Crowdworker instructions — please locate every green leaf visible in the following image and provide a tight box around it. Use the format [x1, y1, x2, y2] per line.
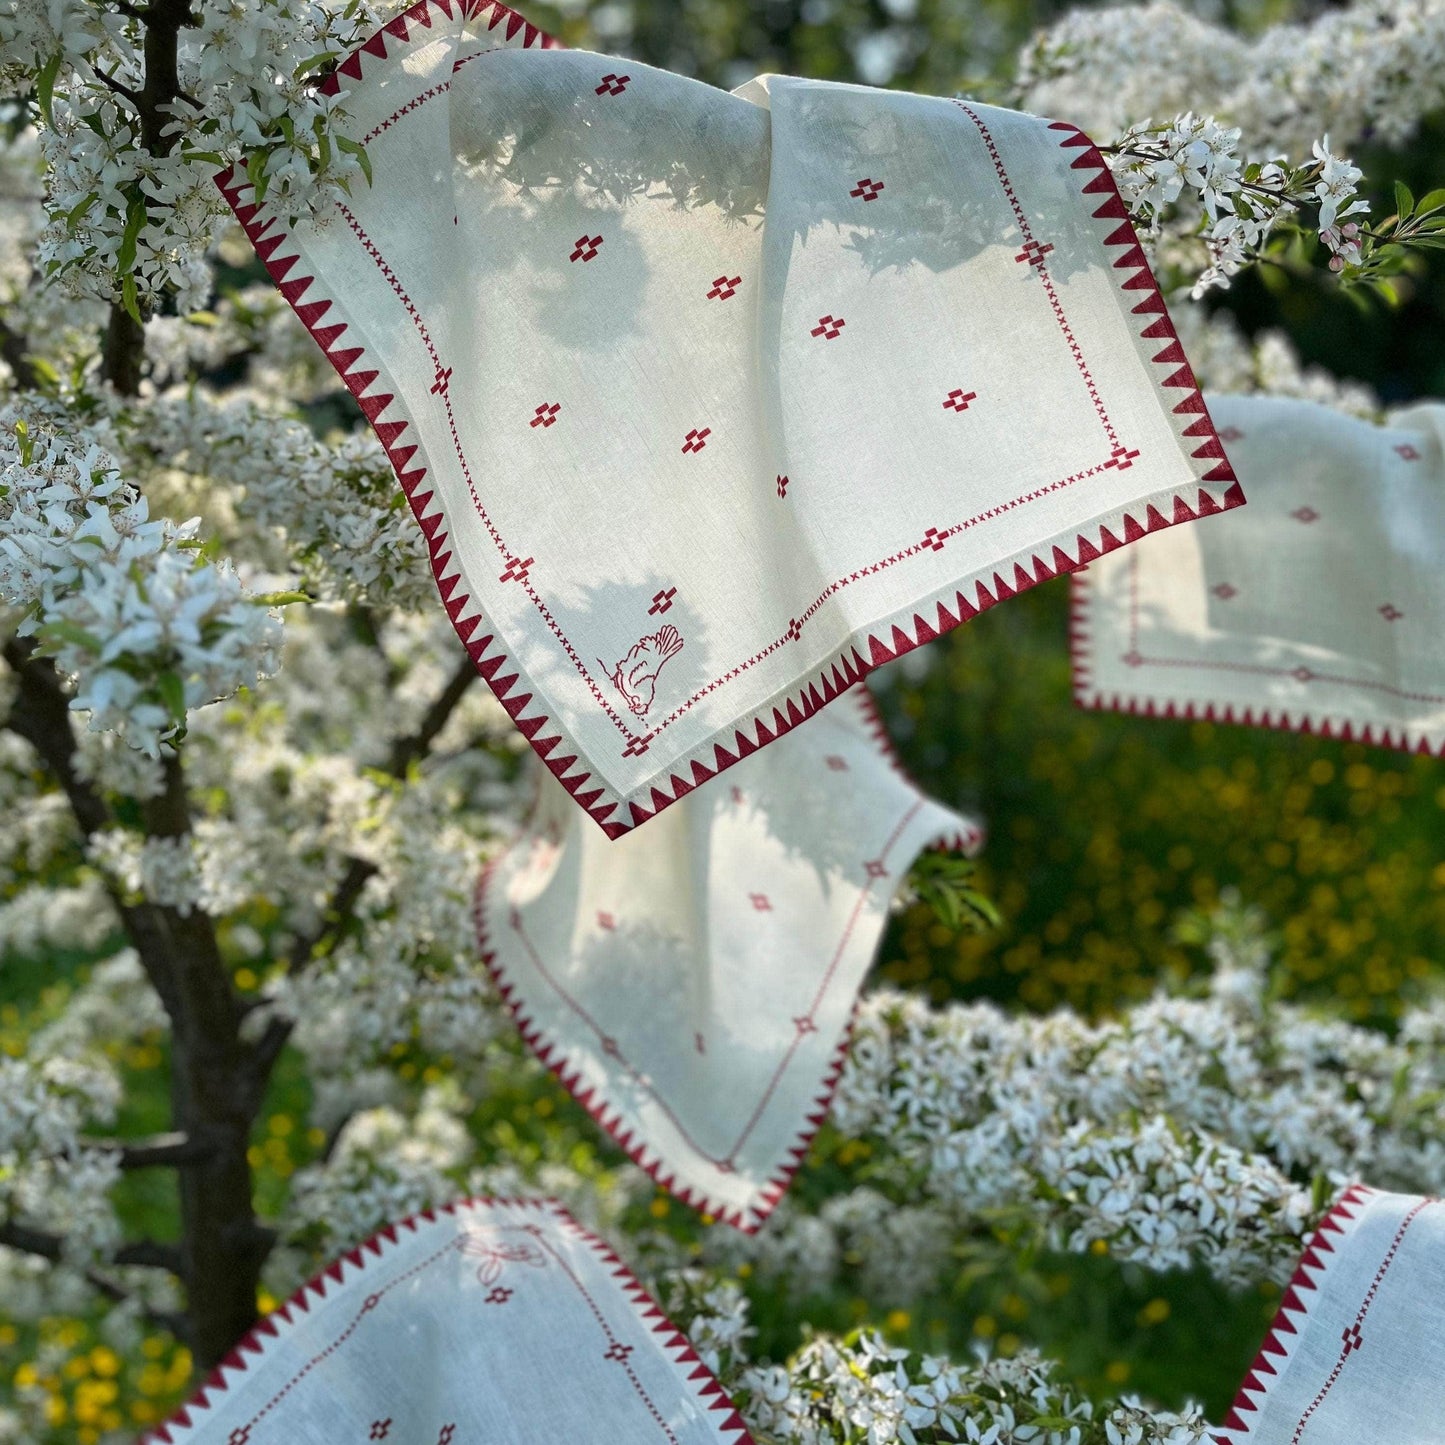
[1394, 180, 1415, 222]
[65, 190, 98, 228]
[1416, 188, 1445, 216]
[36, 619, 103, 653]
[121, 271, 143, 328]
[117, 189, 146, 273]
[250, 590, 312, 607]
[35, 51, 63, 131]
[157, 670, 187, 723]
[336, 134, 372, 186]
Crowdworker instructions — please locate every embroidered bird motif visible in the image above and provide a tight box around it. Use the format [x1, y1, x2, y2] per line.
[600, 625, 684, 718]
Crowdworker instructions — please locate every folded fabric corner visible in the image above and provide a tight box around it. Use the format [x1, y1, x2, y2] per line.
[1073, 393, 1445, 757]
[475, 685, 982, 1229]
[217, 0, 1240, 835]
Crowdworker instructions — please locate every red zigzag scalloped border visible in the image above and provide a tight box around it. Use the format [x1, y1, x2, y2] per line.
[215, 0, 1243, 839]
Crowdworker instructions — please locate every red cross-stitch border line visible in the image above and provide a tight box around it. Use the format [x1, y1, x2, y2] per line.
[1069, 546, 1445, 758]
[142, 1198, 754, 1444]
[215, 0, 1243, 838]
[1204, 1187, 1442, 1444]
[474, 688, 982, 1232]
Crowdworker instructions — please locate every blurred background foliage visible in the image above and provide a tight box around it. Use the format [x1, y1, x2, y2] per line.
[5, 0, 1444, 1438]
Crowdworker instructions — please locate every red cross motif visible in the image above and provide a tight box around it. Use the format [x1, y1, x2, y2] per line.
[1104, 443, 1141, 470]
[369, 1424, 391, 1442]
[499, 555, 534, 584]
[707, 274, 741, 300]
[825, 754, 848, 771]
[1291, 506, 1319, 523]
[750, 893, 772, 911]
[793, 1015, 818, 1035]
[810, 314, 845, 339]
[863, 859, 888, 879]
[508, 907, 522, 931]
[1395, 443, 1421, 461]
[1341, 1323, 1364, 1355]
[530, 402, 560, 428]
[601, 1036, 620, 1057]
[1015, 238, 1055, 269]
[1380, 603, 1404, 621]
[430, 366, 452, 396]
[604, 1342, 634, 1363]
[787, 618, 802, 642]
[731, 786, 744, 803]
[776, 474, 790, 498]
[1123, 650, 1144, 668]
[485, 1286, 513, 1304]
[682, 427, 710, 453]
[850, 177, 884, 201]
[1292, 666, 1315, 682]
[695, 1032, 706, 1053]
[597, 911, 615, 931]
[570, 234, 603, 262]
[362, 1293, 382, 1311]
[1218, 427, 1244, 442]
[922, 527, 946, 551]
[648, 587, 676, 615]
[1211, 583, 1238, 600]
[595, 73, 630, 95]
[942, 389, 976, 412]
[621, 734, 651, 758]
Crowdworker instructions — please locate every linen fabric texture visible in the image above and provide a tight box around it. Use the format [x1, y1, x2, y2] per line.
[475, 686, 982, 1230]
[1074, 395, 1445, 757]
[217, 0, 1242, 837]
[142, 1198, 753, 1444]
[1210, 1187, 1445, 1445]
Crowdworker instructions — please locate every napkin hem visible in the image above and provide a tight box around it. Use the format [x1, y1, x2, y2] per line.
[215, 5, 1246, 838]
[1068, 570, 1445, 759]
[1206, 1184, 1373, 1442]
[142, 1196, 754, 1444]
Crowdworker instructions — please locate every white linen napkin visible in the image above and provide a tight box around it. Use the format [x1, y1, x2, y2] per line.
[1210, 1187, 1445, 1445]
[218, 0, 1240, 836]
[144, 1198, 753, 1444]
[475, 685, 982, 1230]
[1073, 394, 1445, 757]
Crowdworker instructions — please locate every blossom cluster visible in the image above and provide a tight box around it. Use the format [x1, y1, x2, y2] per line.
[0, 404, 283, 754]
[0, 0, 390, 314]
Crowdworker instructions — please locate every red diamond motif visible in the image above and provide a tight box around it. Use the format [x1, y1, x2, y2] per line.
[648, 587, 676, 615]
[595, 73, 630, 95]
[681, 427, 710, 453]
[1293, 666, 1315, 682]
[706, 274, 741, 300]
[922, 527, 946, 552]
[1380, 604, 1404, 621]
[942, 388, 976, 412]
[437, 1428, 456, 1445]
[1291, 506, 1319, 523]
[621, 734, 651, 758]
[787, 618, 802, 642]
[369, 1425, 391, 1442]
[863, 859, 888, 879]
[1104, 443, 1141, 470]
[229, 1432, 251, 1445]
[485, 1286, 513, 1304]
[810, 314, 845, 340]
[1218, 427, 1244, 442]
[601, 1036, 620, 1057]
[793, 1014, 818, 1035]
[604, 1341, 634, 1362]
[1342, 1323, 1363, 1354]
[825, 755, 848, 771]
[850, 177, 884, 201]
[750, 893, 772, 911]
[776, 474, 790, 498]
[530, 401, 560, 428]
[499, 555, 534, 584]
[430, 365, 453, 396]
[1211, 583, 1238, 600]
[570, 234, 603, 263]
[1015, 238, 1055, 269]
[1122, 650, 1144, 667]
[1395, 443, 1421, 461]
[597, 911, 615, 931]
